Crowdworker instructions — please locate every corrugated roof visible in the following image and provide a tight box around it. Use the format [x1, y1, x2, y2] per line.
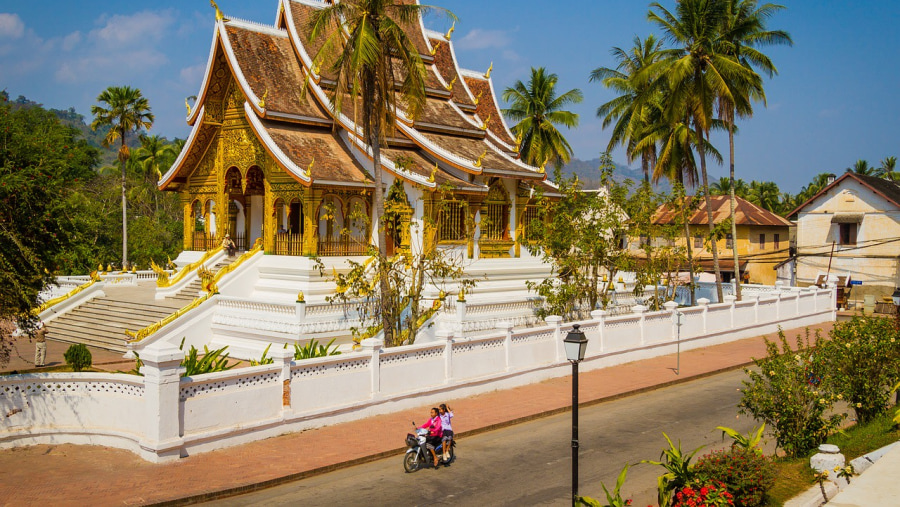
[654, 195, 792, 227]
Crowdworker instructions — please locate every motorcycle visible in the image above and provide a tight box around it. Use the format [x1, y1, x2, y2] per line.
[403, 425, 456, 472]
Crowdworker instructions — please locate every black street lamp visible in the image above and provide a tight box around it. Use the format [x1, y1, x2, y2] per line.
[564, 324, 588, 504]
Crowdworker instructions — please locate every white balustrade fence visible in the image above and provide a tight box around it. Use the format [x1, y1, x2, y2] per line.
[1, 287, 836, 462]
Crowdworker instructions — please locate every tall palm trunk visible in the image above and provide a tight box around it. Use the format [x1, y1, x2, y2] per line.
[120, 136, 128, 268]
[728, 111, 741, 300]
[367, 95, 393, 347]
[677, 166, 696, 307]
[695, 120, 723, 302]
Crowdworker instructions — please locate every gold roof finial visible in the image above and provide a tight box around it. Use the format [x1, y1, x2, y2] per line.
[257, 88, 268, 109]
[444, 21, 455, 41]
[538, 163, 546, 174]
[473, 90, 484, 105]
[479, 113, 491, 131]
[429, 163, 438, 183]
[474, 150, 487, 168]
[484, 62, 493, 79]
[210, 0, 226, 22]
[429, 40, 442, 56]
[305, 158, 314, 178]
[185, 97, 192, 116]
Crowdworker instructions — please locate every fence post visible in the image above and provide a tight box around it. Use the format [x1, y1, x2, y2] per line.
[456, 299, 467, 337]
[546, 315, 563, 363]
[590, 310, 607, 352]
[273, 346, 294, 417]
[139, 343, 185, 461]
[697, 298, 710, 334]
[774, 284, 783, 320]
[496, 321, 514, 371]
[724, 295, 737, 329]
[436, 329, 454, 384]
[633, 304, 648, 346]
[295, 300, 307, 322]
[360, 337, 383, 398]
[663, 301, 678, 341]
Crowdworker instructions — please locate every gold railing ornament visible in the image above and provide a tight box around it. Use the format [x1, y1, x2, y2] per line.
[90, 270, 101, 282]
[105, 264, 112, 273]
[157, 247, 222, 288]
[34, 278, 100, 314]
[473, 150, 487, 168]
[208, 238, 262, 289]
[150, 259, 170, 286]
[296, 291, 305, 303]
[457, 288, 466, 302]
[443, 21, 455, 41]
[126, 291, 214, 342]
[484, 62, 493, 79]
[439, 290, 446, 300]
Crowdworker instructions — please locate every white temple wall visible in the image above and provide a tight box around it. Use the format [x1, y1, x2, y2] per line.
[0, 286, 835, 462]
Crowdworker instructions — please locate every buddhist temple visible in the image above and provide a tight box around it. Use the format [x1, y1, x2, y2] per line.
[159, 0, 558, 262]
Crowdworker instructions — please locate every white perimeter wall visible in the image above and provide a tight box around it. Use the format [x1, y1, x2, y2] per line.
[1, 287, 835, 462]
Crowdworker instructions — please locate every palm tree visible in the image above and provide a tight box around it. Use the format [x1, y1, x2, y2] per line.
[91, 86, 154, 268]
[747, 180, 780, 212]
[718, 0, 791, 299]
[309, 0, 453, 346]
[135, 134, 169, 181]
[591, 35, 665, 183]
[502, 67, 583, 177]
[877, 156, 898, 181]
[648, 0, 758, 302]
[847, 159, 873, 175]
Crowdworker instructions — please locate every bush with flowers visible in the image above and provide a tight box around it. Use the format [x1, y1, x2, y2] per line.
[693, 446, 776, 507]
[738, 329, 844, 457]
[820, 315, 900, 424]
[671, 480, 733, 507]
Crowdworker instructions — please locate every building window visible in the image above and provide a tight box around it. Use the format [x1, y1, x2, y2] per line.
[726, 233, 733, 249]
[639, 235, 649, 248]
[774, 233, 780, 250]
[693, 236, 703, 249]
[521, 204, 542, 242]
[759, 233, 765, 249]
[839, 223, 857, 246]
[437, 200, 467, 242]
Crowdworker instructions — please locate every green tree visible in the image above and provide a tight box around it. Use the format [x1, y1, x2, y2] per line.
[718, 0, 791, 300]
[746, 180, 781, 212]
[591, 35, 665, 184]
[310, 0, 453, 346]
[648, 0, 759, 302]
[877, 156, 898, 181]
[90, 86, 154, 268]
[0, 96, 99, 364]
[502, 67, 583, 178]
[846, 159, 872, 175]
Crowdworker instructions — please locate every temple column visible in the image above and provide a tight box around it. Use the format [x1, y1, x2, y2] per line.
[181, 194, 192, 251]
[302, 188, 322, 256]
[514, 194, 528, 258]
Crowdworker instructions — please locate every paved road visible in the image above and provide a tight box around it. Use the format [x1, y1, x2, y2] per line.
[208, 369, 759, 506]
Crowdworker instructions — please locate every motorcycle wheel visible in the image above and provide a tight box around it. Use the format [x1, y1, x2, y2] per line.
[443, 443, 455, 464]
[403, 452, 419, 473]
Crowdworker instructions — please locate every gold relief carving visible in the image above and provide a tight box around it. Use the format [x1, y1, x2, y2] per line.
[226, 83, 244, 110]
[204, 100, 224, 123]
[190, 186, 218, 194]
[270, 183, 304, 192]
[222, 128, 262, 170]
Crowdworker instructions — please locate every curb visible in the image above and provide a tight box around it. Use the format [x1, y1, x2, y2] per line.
[148, 360, 754, 506]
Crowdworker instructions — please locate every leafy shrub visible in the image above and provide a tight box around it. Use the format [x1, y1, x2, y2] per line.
[694, 446, 776, 507]
[63, 344, 92, 372]
[820, 315, 900, 424]
[294, 338, 341, 360]
[642, 433, 704, 507]
[179, 338, 234, 377]
[738, 329, 843, 457]
[249, 343, 275, 366]
[671, 480, 733, 507]
[577, 464, 632, 507]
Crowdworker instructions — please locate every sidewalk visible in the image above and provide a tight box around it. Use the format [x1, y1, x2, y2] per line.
[1, 333, 135, 375]
[0, 322, 836, 506]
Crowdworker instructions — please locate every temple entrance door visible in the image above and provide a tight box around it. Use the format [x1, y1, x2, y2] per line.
[248, 195, 264, 246]
[289, 201, 303, 234]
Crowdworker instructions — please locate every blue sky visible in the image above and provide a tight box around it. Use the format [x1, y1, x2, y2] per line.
[1, 1, 898, 193]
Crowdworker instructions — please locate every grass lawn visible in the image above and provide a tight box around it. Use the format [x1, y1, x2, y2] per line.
[766, 410, 900, 505]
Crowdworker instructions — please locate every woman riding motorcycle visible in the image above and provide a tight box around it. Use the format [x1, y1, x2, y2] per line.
[419, 407, 443, 467]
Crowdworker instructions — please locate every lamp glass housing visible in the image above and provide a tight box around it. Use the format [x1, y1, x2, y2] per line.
[564, 324, 589, 362]
[892, 287, 900, 306]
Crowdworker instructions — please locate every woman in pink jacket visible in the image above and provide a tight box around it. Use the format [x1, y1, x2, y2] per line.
[419, 407, 443, 467]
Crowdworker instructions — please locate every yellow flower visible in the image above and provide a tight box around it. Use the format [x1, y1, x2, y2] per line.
[819, 398, 826, 404]
[769, 370, 776, 375]
[834, 466, 841, 472]
[837, 394, 843, 400]
[856, 403, 862, 408]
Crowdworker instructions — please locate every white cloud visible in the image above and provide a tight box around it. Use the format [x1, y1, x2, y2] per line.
[61, 31, 82, 51]
[455, 28, 511, 51]
[179, 63, 207, 88]
[0, 13, 25, 39]
[89, 10, 175, 46]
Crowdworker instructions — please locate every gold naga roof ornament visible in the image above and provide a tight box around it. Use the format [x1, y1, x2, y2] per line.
[484, 62, 493, 79]
[429, 40, 442, 56]
[257, 88, 268, 109]
[445, 76, 457, 92]
[305, 158, 314, 178]
[473, 90, 484, 105]
[185, 97, 192, 117]
[429, 163, 438, 183]
[210, 0, 227, 22]
[473, 150, 487, 168]
[538, 163, 546, 174]
[443, 21, 455, 41]
[478, 113, 491, 131]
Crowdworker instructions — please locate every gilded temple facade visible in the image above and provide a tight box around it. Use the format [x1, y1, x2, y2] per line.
[159, 0, 556, 260]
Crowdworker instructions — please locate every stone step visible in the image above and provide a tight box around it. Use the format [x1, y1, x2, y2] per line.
[47, 325, 129, 352]
[53, 311, 162, 331]
[81, 298, 182, 314]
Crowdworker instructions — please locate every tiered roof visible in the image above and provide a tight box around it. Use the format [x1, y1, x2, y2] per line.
[160, 0, 550, 195]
